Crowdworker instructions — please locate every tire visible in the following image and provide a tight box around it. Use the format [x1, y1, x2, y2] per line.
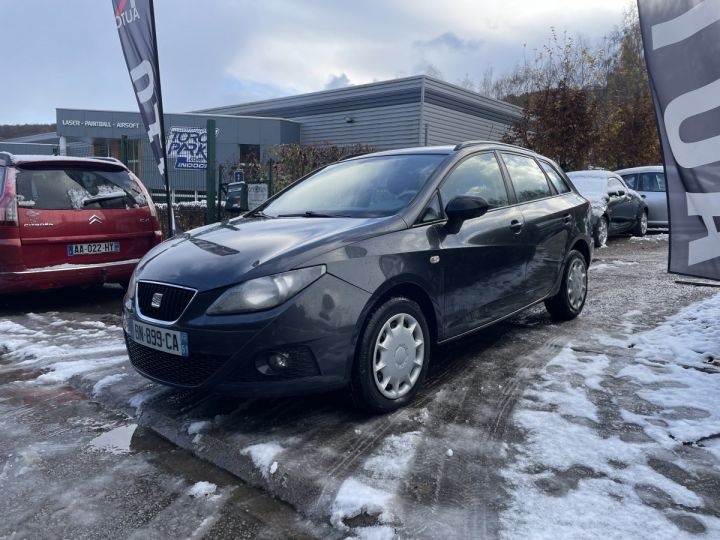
[351, 297, 431, 413]
[544, 250, 588, 321]
[632, 210, 648, 237]
[593, 216, 608, 248]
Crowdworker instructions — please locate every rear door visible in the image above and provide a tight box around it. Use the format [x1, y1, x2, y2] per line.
[15, 161, 157, 270]
[639, 171, 668, 225]
[500, 153, 573, 300]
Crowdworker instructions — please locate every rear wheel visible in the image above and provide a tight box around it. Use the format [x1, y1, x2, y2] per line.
[351, 297, 430, 413]
[633, 210, 648, 237]
[544, 250, 588, 321]
[593, 216, 608, 248]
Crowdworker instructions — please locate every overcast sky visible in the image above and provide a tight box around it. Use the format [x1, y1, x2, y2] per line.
[0, 0, 631, 124]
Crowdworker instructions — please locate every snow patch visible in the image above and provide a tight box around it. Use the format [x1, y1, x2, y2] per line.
[92, 373, 128, 396]
[88, 424, 137, 455]
[187, 481, 217, 498]
[241, 442, 284, 479]
[331, 478, 393, 530]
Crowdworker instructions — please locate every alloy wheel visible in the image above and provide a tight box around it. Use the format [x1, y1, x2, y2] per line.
[373, 313, 425, 399]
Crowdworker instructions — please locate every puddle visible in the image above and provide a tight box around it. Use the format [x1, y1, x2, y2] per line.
[88, 424, 138, 455]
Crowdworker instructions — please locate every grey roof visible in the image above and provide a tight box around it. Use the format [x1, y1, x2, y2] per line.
[2, 131, 60, 144]
[198, 75, 522, 123]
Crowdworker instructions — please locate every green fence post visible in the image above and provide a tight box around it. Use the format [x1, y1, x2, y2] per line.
[206, 119, 216, 224]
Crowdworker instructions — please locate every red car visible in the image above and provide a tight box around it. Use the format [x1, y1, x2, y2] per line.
[0, 153, 162, 294]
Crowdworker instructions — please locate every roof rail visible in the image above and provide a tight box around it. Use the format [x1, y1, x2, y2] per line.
[453, 140, 524, 152]
[0, 151, 14, 165]
[92, 156, 125, 165]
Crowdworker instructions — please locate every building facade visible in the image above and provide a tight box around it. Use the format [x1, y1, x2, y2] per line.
[0, 75, 522, 195]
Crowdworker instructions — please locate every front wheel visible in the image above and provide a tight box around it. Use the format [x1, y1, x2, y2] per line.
[544, 250, 588, 321]
[351, 297, 430, 413]
[632, 210, 648, 237]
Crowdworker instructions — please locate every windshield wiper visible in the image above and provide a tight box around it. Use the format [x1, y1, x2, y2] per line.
[277, 211, 345, 218]
[82, 193, 127, 206]
[247, 209, 275, 218]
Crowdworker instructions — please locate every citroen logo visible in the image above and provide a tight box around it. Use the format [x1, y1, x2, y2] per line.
[151, 293, 163, 308]
[89, 214, 103, 224]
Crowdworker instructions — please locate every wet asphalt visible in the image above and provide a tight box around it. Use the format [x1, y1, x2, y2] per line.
[1, 231, 718, 539]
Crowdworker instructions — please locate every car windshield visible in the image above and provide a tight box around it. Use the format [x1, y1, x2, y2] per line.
[261, 154, 447, 218]
[569, 176, 608, 204]
[16, 164, 147, 210]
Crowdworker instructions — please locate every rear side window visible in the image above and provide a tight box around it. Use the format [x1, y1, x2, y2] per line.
[501, 153, 552, 203]
[539, 161, 570, 194]
[0, 167, 5, 192]
[440, 153, 509, 208]
[16, 165, 147, 210]
[640, 172, 666, 192]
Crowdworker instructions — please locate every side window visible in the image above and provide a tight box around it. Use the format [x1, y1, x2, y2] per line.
[539, 161, 570, 194]
[0, 167, 5, 192]
[501, 153, 552, 203]
[621, 174, 638, 190]
[416, 192, 443, 224]
[640, 173, 665, 192]
[439, 153, 509, 209]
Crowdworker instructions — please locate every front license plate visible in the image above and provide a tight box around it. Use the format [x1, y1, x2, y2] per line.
[67, 241, 120, 257]
[130, 320, 189, 357]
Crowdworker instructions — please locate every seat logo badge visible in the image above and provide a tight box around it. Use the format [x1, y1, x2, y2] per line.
[89, 214, 103, 224]
[430, 255, 440, 264]
[151, 293, 163, 308]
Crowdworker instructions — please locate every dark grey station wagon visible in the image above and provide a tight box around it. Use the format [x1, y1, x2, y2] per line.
[122, 142, 593, 412]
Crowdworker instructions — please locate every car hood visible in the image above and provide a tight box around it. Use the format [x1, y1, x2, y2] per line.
[135, 215, 405, 291]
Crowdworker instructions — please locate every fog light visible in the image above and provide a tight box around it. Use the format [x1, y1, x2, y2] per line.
[268, 352, 291, 371]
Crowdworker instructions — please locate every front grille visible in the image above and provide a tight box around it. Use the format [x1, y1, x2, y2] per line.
[137, 281, 196, 322]
[125, 337, 229, 387]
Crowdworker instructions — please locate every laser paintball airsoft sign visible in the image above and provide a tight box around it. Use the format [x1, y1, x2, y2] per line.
[167, 126, 220, 170]
[638, 0, 720, 280]
[112, 0, 167, 177]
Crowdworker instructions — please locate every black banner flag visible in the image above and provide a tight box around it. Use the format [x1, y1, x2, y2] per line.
[638, 0, 720, 280]
[112, 0, 174, 235]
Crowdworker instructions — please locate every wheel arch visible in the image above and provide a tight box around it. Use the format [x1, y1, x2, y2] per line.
[347, 279, 440, 380]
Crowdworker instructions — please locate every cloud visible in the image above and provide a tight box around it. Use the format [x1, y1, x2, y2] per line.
[0, 0, 630, 123]
[415, 32, 483, 52]
[324, 73, 352, 90]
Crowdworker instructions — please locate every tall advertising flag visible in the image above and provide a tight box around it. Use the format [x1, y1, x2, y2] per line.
[112, 0, 174, 235]
[638, 1, 720, 281]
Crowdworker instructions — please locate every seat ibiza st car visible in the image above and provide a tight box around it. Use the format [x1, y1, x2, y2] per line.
[0, 153, 162, 294]
[123, 142, 593, 412]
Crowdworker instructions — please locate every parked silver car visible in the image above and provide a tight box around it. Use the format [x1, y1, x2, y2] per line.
[614, 166, 668, 228]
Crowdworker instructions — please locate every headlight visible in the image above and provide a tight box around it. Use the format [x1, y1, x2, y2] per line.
[207, 265, 326, 315]
[123, 268, 139, 311]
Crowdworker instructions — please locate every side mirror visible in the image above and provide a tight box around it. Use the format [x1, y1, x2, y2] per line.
[617, 189, 626, 197]
[444, 196, 489, 233]
[607, 189, 620, 197]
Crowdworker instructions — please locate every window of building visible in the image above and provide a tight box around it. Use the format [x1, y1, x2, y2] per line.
[501, 153, 552, 203]
[439, 153, 509, 209]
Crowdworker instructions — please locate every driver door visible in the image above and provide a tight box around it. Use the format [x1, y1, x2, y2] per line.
[438, 152, 528, 339]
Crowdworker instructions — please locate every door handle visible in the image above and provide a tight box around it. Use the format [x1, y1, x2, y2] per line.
[509, 219, 523, 233]
[641, 194, 646, 198]
[562, 214, 572, 224]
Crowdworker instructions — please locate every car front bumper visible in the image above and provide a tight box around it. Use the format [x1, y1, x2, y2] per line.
[122, 273, 372, 397]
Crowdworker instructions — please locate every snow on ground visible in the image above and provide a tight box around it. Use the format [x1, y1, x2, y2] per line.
[630, 233, 669, 242]
[330, 431, 421, 537]
[0, 312, 127, 387]
[501, 294, 720, 539]
[241, 442, 285, 479]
